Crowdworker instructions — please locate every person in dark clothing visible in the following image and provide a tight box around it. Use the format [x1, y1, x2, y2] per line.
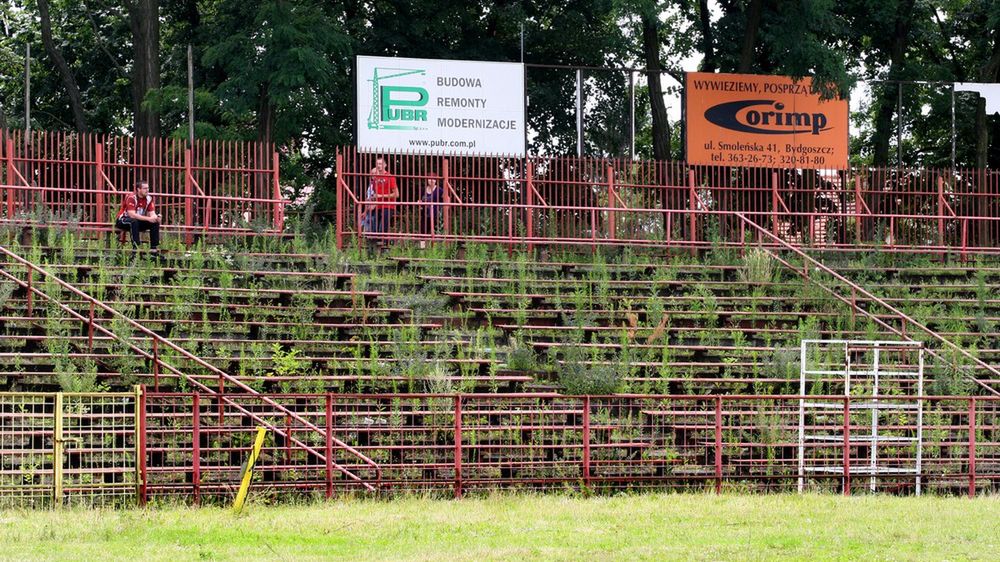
[115, 180, 161, 253]
[418, 176, 443, 248]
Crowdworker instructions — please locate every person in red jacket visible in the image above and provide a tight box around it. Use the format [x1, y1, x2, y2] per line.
[115, 180, 161, 253]
[366, 157, 398, 236]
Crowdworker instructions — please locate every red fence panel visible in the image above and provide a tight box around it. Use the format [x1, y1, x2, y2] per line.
[137, 392, 999, 502]
[0, 129, 284, 239]
[335, 146, 1000, 255]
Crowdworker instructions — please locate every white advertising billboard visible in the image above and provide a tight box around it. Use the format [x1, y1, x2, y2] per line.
[356, 55, 525, 156]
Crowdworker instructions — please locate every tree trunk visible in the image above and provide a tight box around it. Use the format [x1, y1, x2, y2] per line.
[128, 0, 160, 138]
[737, 0, 764, 73]
[640, 11, 670, 161]
[974, 38, 1000, 169]
[697, 0, 717, 72]
[871, 0, 916, 166]
[257, 85, 275, 145]
[38, 0, 87, 132]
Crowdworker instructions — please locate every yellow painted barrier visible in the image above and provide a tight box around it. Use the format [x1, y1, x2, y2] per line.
[233, 426, 267, 514]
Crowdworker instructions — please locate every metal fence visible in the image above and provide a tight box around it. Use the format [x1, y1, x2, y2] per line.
[0, 390, 141, 508]
[0, 129, 284, 241]
[335, 147, 1000, 255]
[139, 392, 999, 503]
[3, 391, 995, 506]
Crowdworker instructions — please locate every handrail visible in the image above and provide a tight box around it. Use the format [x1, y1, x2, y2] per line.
[0, 244, 383, 489]
[733, 212, 1000, 397]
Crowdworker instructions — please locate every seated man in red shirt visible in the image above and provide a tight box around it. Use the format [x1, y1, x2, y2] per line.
[115, 180, 161, 254]
[366, 157, 398, 236]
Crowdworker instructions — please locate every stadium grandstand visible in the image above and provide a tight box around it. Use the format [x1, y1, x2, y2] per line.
[1, 129, 998, 508]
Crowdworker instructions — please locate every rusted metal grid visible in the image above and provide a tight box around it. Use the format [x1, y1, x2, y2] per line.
[0, 390, 140, 509]
[335, 147, 1000, 255]
[140, 393, 999, 502]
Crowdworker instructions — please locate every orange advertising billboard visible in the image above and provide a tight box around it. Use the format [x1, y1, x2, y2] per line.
[685, 72, 848, 168]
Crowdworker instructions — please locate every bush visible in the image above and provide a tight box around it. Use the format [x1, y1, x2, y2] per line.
[506, 341, 537, 372]
[738, 248, 776, 285]
[555, 346, 623, 395]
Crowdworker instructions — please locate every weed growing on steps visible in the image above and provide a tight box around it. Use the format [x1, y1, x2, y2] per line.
[737, 247, 776, 285]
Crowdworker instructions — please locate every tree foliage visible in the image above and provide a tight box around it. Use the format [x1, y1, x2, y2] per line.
[1, 0, 999, 204]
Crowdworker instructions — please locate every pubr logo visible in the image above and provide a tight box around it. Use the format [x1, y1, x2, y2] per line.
[367, 67, 429, 131]
[704, 100, 829, 135]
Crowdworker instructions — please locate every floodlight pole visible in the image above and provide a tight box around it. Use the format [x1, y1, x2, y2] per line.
[629, 71, 635, 160]
[950, 85, 956, 170]
[188, 44, 195, 145]
[576, 69, 583, 157]
[24, 43, 30, 136]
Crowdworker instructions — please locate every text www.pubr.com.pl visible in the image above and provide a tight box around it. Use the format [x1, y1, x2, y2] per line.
[407, 139, 477, 149]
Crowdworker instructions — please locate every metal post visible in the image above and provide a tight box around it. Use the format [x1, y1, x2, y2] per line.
[968, 398, 976, 498]
[843, 396, 851, 496]
[137, 385, 147, 506]
[24, 44, 30, 137]
[325, 394, 333, 499]
[715, 396, 723, 494]
[272, 151, 282, 231]
[854, 170, 862, 243]
[870, 345, 880, 493]
[442, 159, 451, 235]
[95, 143, 105, 224]
[951, 85, 956, 171]
[770, 172, 779, 237]
[688, 169, 697, 255]
[53, 392, 63, 507]
[896, 82, 903, 167]
[916, 349, 924, 495]
[628, 71, 635, 159]
[454, 394, 462, 498]
[187, 45, 195, 146]
[576, 69, 583, 157]
[607, 165, 616, 241]
[335, 152, 344, 249]
[5, 137, 14, 218]
[937, 175, 945, 248]
[184, 149, 194, 246]
[582, 396, 591, 489]
[192, 392, 201, 505]
[526, 161, 534, 253]
[798, 342, 806, 493]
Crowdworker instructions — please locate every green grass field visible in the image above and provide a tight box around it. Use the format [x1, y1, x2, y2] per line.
[1, 493, 997, 561]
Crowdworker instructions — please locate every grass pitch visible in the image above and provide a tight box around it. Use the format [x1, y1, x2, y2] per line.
[1, 493, 997, 561]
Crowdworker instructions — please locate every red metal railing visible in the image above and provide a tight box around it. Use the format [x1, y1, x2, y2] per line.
[0, 243, 381, 492]
[0, 129, 285, 241]
[140, 392, 1000, 500]
[733, 212, 1000, 397]
[334, 147, 1000, 255]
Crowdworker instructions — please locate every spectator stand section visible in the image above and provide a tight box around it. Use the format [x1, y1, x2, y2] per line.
[335, 147, 1000, 257]
[0, 129, 284, 242]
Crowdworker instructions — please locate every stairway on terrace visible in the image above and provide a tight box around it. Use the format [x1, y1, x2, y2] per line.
[1, 232, 998, 396]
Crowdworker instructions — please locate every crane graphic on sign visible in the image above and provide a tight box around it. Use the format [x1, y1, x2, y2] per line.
[368, 67, 428, 130]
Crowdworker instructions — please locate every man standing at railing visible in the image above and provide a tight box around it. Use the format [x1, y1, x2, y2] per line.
[366, 157, 398, 244]
[115, 180, 161, 255]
